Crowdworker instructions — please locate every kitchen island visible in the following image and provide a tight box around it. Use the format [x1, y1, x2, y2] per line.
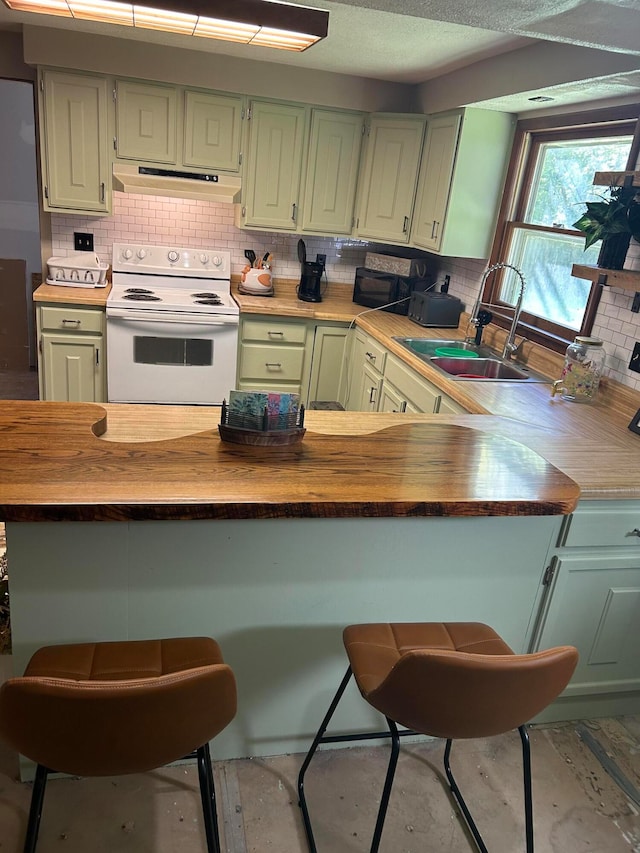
[1, 400, 585, 763]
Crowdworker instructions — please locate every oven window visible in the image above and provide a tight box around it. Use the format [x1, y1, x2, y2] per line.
[133, 335, 213, 366]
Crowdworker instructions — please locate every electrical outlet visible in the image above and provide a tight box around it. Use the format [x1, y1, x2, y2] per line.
[316, 253, 326, 268]
[74, 232, 94, 252]
[441, 275, 451, 293]
[632, 292, 640, 313]
[630, 342, 640, 374]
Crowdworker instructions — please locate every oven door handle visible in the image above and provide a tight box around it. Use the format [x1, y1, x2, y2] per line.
[107, 309, 238, 325]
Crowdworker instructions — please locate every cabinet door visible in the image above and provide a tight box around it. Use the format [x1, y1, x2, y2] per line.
[437, 393, 467, 414]
[383, 354, 440, 413]
[183, 90, 243, 172]
[379, 381, 406, 413]
[41, 333, 104, 402]
[357, 362, 382, 412]
[307, 324, 349, 404]
[356, 115, 425, 244]
[243, 100, 307, 229]
[40, 71, 109, 214]
[411, 113, 460, 252]
[301, 109, 364, 234]
[116, 80, 177, 163]
[536, 553, 640, 698]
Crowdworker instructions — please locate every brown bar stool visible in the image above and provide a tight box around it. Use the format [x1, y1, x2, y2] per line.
[298, 622, 578, 853]
[0, 636, 237, 853]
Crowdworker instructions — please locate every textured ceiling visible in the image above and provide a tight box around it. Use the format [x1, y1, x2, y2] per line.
[1, 0, 639, 110]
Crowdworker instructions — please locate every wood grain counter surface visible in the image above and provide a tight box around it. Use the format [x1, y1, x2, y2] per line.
[234, 282, 640, 500]
[0, 401, 579, 522]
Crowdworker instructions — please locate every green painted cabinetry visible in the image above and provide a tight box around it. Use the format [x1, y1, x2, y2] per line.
[241, 100, 307, 230]
[183, 89, 244, 173]
[532, 500, 640, 721]
[115, 80, 177, 164]
[355, 114, 426, 244]
[301, 109, 365, 235]
[306, 324, 350, 405]
[37, 304, 105, 402]
[412, 108, 515, 258]
[38, 69, 110, 215]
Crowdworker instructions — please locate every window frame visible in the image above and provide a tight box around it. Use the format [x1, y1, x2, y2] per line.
[487, 104, 640, 353]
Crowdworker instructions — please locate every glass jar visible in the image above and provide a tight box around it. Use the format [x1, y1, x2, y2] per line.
[552, 336, 605, 403]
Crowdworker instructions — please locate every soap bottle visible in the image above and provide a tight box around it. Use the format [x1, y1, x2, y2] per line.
[552, 336, 605, 403]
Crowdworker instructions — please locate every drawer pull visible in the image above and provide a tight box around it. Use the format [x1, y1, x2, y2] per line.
[629, 528, 640, 537]
[365, 352, 376, 362]
[268, 331, 284, 337]
[265, 362, 282, 369]
[61, 319, 81, 326]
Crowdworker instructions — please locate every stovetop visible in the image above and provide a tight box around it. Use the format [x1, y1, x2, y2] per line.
[108, 242, 238, 316]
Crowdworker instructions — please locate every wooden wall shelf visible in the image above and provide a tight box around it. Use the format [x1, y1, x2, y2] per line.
[571, 263, 640, 291]
[593, 170, 640, 187]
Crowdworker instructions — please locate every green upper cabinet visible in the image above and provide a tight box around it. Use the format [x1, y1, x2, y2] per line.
[242, 99, 307, 230]
[39, 69, 110, 215]
[115, 80, 177, 164]
[412, 107, 516, 258]
[355, 114, 426, 244]
[301, 108, 365, 235]
[183, 89, 244, 173]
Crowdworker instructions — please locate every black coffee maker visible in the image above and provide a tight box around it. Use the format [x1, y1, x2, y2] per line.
[297, 239, 323, 303]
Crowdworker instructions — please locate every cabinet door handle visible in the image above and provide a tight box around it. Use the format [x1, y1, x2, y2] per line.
[365, 352, 376, 362]
[291, 203, 297, 222]
[403, 216, 409, 234]
[96, 349, 100, 366]
[369, 386, 377, 404]
[100, 182, 105, 203]
[268, 330, 284, 337]
[61, 319, 81, 326]
[433, 220, 439, 239]
[400, 401, 407, 413]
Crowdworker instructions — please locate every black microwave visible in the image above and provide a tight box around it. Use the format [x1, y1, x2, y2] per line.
[352, 267, 435, 315]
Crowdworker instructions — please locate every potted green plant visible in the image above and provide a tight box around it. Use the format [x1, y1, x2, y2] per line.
[573, 184, 640, 270]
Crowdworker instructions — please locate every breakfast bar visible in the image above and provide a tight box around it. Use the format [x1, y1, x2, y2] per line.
[0, 400, 587, 762]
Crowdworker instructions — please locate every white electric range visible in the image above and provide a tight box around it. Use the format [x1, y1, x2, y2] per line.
[107, 243, 239, 405]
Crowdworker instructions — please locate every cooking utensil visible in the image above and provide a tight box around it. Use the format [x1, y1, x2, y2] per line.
[245, 249, 256, 267]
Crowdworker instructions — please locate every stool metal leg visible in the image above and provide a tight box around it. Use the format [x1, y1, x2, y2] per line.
[369, 717, 400, 853]
[444, 739, 489, 853]
[519, 725, 534, 853]
[23, 764, 49, 853]
[197, 743, 221, 853]
[297, 666, 354, 853]
[444, 726, 536, 853]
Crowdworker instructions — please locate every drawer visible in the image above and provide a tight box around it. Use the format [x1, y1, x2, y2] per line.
[560, 501, 640, 548]
[239, 344, 305, 382]
[361, 335, 386, 374]
[39, 306, 104, 333]
[241, 318, 307, 345]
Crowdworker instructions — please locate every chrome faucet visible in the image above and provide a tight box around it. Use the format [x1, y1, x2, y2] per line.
[467, 262, 527, 360]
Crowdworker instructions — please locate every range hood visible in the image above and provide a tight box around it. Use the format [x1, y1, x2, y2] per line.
[112, 164, 242, 203]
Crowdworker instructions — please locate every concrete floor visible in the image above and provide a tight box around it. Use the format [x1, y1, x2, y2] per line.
[0, 648, 638, 853]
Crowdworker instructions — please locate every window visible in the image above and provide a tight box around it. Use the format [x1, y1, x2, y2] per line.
[488, 108, 638, 351]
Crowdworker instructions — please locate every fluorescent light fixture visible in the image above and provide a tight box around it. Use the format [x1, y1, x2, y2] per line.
[2, 0, 329, 50]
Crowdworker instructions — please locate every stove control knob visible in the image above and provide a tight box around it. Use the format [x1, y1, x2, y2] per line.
[168, 250, 180, 263]
[211, 255, 222, 267]
[199, 253, 209, 264]
[137, 248, 147, 260]
[122, 248, 133, 260]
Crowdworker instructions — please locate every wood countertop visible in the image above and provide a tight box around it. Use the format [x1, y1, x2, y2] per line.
[235, 282, 640, 500]
[0, 401, 579, 522]
[32, 279, 640, 500]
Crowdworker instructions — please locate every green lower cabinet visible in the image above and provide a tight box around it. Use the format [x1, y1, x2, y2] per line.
[40, 333, 104, 402]
[532, 500, 640, 721]
[306, 324, 349, 405]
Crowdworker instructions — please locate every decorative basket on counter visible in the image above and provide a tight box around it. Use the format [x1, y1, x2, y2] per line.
[218, 399, 306, 446]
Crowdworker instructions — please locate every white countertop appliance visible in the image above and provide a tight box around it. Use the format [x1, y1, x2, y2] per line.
[107, 243, 239, 405]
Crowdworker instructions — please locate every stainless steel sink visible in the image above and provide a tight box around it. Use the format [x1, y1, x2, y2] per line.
[392, 337, 494, 360]
[429, 356, 550, 383]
